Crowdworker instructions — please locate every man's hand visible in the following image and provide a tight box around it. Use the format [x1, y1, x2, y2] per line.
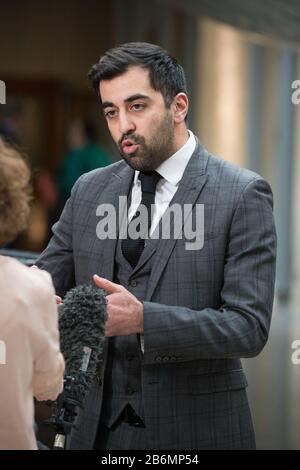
[93, 274, 144, 337]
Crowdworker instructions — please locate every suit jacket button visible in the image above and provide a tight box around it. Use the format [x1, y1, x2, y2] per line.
[127, 386, 135, 395]
[129, 280, 138, 287]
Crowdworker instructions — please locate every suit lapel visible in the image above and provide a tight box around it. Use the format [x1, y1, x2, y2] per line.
[100, 164, 134, 280]
[144, 142, 210, 300]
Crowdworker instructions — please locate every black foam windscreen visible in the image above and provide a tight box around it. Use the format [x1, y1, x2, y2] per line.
[58, 284, 107, 402]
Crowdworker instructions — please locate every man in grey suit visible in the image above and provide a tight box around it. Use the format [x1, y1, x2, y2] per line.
[37, 42, 276, 450]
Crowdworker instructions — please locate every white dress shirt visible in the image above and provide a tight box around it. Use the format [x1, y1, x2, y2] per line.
[128, 130, 196, 234]
[127, 130, 196, 353]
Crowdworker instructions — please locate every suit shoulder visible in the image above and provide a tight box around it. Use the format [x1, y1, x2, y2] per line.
[202, 152, 274, 208]
[79, 160, 125, 185]
[69, 160, 126, 198]
[206, 153, 265, 186]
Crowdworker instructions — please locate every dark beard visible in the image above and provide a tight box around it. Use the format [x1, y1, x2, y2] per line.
[118, 112, 175, 171]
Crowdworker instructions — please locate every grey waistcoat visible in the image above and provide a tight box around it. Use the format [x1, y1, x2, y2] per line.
[100, 231, 154, 428]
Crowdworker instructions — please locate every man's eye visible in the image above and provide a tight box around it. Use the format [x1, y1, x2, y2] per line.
[131, 103, 145, 111]
[105, 110, 117, 118]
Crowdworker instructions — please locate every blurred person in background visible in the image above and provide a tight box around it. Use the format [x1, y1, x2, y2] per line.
[57, 118, 112, 207]
[34, 119, 113, 247]
[0, 138, 65, 450]
[0, 103, 24, 146]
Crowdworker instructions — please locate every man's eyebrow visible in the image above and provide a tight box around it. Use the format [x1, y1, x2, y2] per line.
[102, 101, 114, 110]
[124, 94, 151, 103]
[102, 94, 151, 110]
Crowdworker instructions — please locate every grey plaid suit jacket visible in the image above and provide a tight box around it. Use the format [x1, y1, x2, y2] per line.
[37, 140, 276, 449]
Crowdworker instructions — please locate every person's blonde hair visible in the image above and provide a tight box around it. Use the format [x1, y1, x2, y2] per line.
[0, 138, 32, 245]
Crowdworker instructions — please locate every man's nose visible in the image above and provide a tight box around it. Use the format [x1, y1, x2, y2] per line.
[118, 111, 135, 135]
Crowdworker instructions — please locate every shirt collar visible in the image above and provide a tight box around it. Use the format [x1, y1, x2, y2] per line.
[133, 130, 196, 186]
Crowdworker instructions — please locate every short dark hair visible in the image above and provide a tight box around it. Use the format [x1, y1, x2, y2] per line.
[88, 42, 187, 107]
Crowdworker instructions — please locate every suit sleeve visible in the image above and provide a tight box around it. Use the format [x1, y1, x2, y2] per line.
[142, 177, 277, 364]
[36, 175, 84, 297]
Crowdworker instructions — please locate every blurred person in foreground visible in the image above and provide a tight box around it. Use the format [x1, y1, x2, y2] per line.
[0, 138, 65, 450]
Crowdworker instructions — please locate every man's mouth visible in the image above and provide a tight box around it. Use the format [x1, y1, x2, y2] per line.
[122, 139, 139, 155]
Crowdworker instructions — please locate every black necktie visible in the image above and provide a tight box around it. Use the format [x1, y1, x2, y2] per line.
[122, 171, 161, 269]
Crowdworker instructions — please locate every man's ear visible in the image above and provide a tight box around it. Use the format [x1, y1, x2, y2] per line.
[173, 93, 188, 124]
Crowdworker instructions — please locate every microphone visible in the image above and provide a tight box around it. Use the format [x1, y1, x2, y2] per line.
[46, 284, 107, 450]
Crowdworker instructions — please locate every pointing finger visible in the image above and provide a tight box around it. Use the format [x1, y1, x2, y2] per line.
[93, 274, 124, 294]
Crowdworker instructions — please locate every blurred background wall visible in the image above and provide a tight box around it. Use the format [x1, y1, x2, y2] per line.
[1, 0, 300, 449]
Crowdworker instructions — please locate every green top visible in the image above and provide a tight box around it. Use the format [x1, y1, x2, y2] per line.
[58, 142, 112, 199]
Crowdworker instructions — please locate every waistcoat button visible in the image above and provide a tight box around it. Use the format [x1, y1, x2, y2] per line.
[126, 352, 134, 361]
